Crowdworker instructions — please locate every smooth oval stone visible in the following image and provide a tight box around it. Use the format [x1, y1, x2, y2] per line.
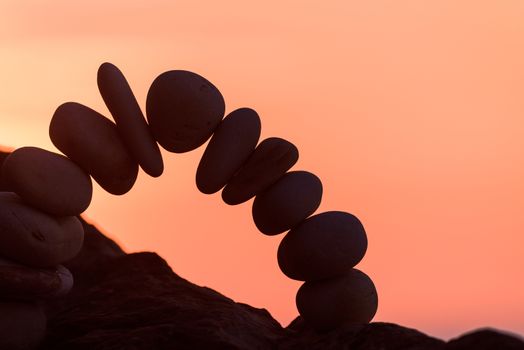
[98, 62, 164, 177]
[252, 171, 322, 235]
[1, 146, 92, 216]
[196, 108, 261, 194]
[0, 301, 46, 350]
[0, 257, 73, 299]
[221, 137, 299, 205]
[49, 102, 139, 195]
[146, 70, 225, 153]
[0, 192, 84, 267]
[278, 211, 367, 281]
[296, 269, 378, 331]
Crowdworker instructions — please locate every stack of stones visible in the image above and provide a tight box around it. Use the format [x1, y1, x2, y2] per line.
[0, 62, 377, 349]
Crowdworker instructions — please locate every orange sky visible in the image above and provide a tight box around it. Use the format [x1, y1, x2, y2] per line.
[0, 0, 523, 340]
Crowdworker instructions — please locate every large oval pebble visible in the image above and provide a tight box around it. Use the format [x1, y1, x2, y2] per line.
[0, 256, 73, 299]
[196, 108, 261, 194]
[146, 70, 225, 153]
[296, 269, 378, 331]
[1, 146, 92, 216]
[98, 62, 164, 177]
[0, 192, 84, 267]
[49, 102, 139, 195]
[222, 137, 299, 205]
[278, 211, 367, 281]
[252, 171, 322, 235]
[0, 301, 46, 350]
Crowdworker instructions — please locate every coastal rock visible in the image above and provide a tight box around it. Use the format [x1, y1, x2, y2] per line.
[0, 301, 46, 350]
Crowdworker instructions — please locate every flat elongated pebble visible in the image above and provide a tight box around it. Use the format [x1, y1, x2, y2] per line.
[278, 211, 367, 281]
[146, 70, 225, 153]
[98, 62, 164, 177]
[296, 269, 378, 331]
[1, 146, 92, 216]
[196, 108, 261, 194]
[0, 257, 73, 299]
[49, 102, 139, 195]
[0, 301, 46, 350]
[0, 192, 84, 267]
[252, 171, 322, 235]
[222, 137, 299, 205]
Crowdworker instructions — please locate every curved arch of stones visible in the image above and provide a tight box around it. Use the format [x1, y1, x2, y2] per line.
[0, 62, 378, 346]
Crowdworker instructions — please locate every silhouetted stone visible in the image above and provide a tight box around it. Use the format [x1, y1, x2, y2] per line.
[49, 102, 138, 195]
[98, 62, 164, 177]
[0, 301, 46, 350]
[447, 329, 524, 350]
[0, 192, 84, 267]
[222, 137, 299, 205]
[252, 171, 322, 235]
[196, 108, 261, 194]
[278, 211, 368, 281]
[146, 70, 225, 153]
[1, 147, 92, 215]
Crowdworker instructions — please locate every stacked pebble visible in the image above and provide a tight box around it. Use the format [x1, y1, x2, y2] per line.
[0, 62, 378, 348]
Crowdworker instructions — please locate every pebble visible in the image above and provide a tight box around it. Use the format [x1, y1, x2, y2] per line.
[98, 62, 164, 177]
[196, 108, 261, 194]
[0, 301, 46, 350]
[252, 171, 322, 235]
[49, 102, 139, 195]
[146, 70, 225, 153]
[0, 192, 84, 267]
[0, 256, 73, 299]
[278, 211, 367, 281]
[1, 146, 92, 216]
[296, 269, 378, 331]
[221, 137, 299, 205]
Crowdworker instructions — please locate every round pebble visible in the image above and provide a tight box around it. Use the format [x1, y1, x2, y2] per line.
[1, 146, 92, 216]
[296, 269, 378, 331]
[0, 301, 46, 350]
[278, 211, 367, 281]
[222, 137, 299, 205]
[0, 192, 84, 267]
[49, 102, 139, 195]
[0, 256, 73, 299]
[146, 70, 225, 153]
[252, 171, 322, 235]
[98, 62, 164, 177]
[196, 108, 261, 194]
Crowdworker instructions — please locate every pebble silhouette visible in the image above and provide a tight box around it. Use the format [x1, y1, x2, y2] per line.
[0, 63, 378, 349]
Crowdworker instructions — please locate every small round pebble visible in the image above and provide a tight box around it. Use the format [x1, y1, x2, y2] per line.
[0, 256, 73, 299]
[146, 70, 225, 153]
[252, 171, 322, 235]
[1, 146, 92, 216]
[222, 137, 299, 205]
[49, 102, 139, 195]
[98, 62, 164, 177]
[196, 108, 261, 194]
[0, 301, 46, 350]
[278, 211, 367, 281]
[296, 269, 378, 331]
[0, 192, 84, 267]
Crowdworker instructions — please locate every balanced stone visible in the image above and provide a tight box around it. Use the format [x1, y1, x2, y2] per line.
[0, 256, 73, 299]
[196, 108, 261, 194]
[0, 192, 84, 267]
[252, 171, 322, 235]
[221, 137, 299, 205]
[98, 62, 164, 177]
[296, 269, 378, 331]
[0, 301, 47, 350]
[1, 146, 92, 216]
[49, 102, 139, 195]
[146, 70, 225, 153]
[278, 211, 367, 281]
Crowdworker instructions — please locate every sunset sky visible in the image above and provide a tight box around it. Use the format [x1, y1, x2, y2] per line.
[0, 1, 523, 340]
